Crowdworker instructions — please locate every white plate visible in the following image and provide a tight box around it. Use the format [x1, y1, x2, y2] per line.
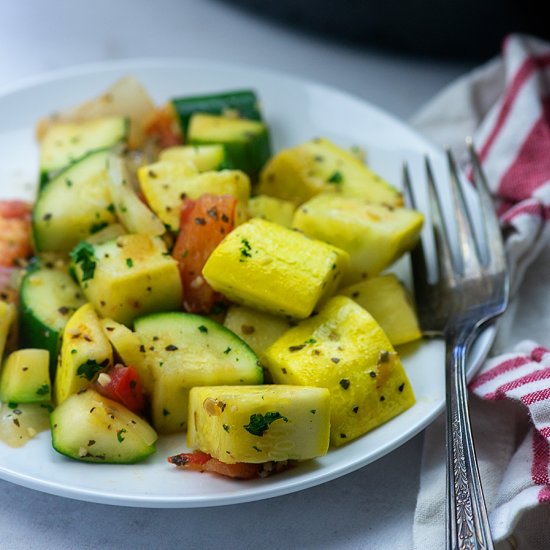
[0, 59, 494, 508]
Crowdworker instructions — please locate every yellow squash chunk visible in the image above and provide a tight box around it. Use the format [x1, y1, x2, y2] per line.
[258, 138, 403, 206]
[340, 274, 422, 346]
[187, 385, 331, 464]
[223, 304, 293, 359]
[247, 195, 295, 228]
[100, 318, 154, 394]
[202, 218, 349, 319]
[264, 296, 415, 446]
[55, 303, 113, 404]
[138, 161, 250, 230]
[72, 235, 182, 326]
[0, 349, 50, 403]
[0, 301, 16, 360]
[293, 193, 423, 284]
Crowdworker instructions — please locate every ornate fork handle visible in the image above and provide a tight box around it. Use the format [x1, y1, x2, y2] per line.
[445, 325, 494, 550]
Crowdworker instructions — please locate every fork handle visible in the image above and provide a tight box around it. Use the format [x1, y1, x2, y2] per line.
[445, 328, 494, 550]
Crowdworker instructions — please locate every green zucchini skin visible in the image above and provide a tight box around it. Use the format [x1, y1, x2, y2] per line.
[50, 389, 157, 464]
[39, 117, 128, 187]
[188, 114, 271, 180]
[134, 312, 263, 433]
[32, 149, 117, 253]
[19, 265, 86, 377]
[171, 90, 262, 135]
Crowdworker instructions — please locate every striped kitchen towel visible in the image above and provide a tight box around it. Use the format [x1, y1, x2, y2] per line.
[412, 34, 550, 548]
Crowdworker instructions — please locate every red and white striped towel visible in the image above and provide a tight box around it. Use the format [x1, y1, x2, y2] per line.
[412, 34, 550, 548]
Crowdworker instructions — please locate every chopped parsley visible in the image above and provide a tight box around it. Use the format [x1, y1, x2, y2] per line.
[239, 238, 252, 261]
[198, 325, 208, 333]
[89, 221, 108, 234]
[35, 384, 50, 396]
[77, 359, 107, 381]
[126, 258, 134, 268]
[327, 170, 343, 184]
[70, 241, 97, 281]
[244, 412, 288, 436]
[117, 428, 127, 443]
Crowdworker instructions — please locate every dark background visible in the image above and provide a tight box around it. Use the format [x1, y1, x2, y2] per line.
[222, 0, 550, 59]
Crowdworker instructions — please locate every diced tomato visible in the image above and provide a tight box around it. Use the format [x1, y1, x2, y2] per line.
[172, 194, 237, 314]
[168, 452, 262, 480]
[0, 200, 32, 268]
[94, 364, 146, 415]
[144, 104, 182, 149]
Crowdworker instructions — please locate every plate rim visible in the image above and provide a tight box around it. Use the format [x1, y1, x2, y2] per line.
[0, 57, 496, 508]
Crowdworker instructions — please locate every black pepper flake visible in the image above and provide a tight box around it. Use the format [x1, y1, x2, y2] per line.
[289, 344, 305, 352]
[206, 206, 219, 220]
[88, 440, 96, 446]
[339, 378, 350, 390]
[58, 306, 69, 315]
[380, 396, 386, 402]
[398, 383, 405, 393]
[352, 291, 360, 298]
[281, 368, 287, 374]
[148, 169, 157, 178]
[43, 213, 52, 221]
[139, 345, 145, 353]
[223, 424, 230, 433]
[194, 217, 206, 225]
[165, 344, 178, 351]
[340, 433, 347, 439]
[241, 324, 255, 335]
[369, 371, 377, 378]
[331, 357, 340, 364]
[13, 418, 20, 427]
[352, 406, 359, 413]
[221, 213, 229, 223]
[378, 350, 391, 364]
[198, 325, 208, 333]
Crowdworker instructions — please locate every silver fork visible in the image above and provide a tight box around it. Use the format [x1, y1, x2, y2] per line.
[403, 141, 509, 550]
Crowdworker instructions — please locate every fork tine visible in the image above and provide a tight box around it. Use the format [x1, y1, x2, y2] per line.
[424, 156, 455, 282]
[467, 138, 507, 273]
[446, 149, 483, 274]
[401, 161, 417, 210]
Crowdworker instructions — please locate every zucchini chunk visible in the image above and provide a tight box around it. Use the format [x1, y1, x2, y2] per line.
[202, 218, 349, 319]
[71, 234, 182, 326]
[264, 296, 416, 447]
[187, 385, 331, 464]
[0, 349, 50, 403]
[39, 116, 128, 185]
[171, 89, 262, 135]
[0, 402, 51, 448]
[258, 137, 403, 206]
[292, 193, 424, 284]
[134, 312, 263, 434]
[51, 389, 157, 463]
[188, 114, 271, 179]
[54, 303, 113, 405]
[223, 304, 292, 359]
[19, 264, 86, 375]
[340, 274, 422, 346]
[138, 162, 250, 231]
[32, 149, 117, 253]
[159, 144, 229, 172]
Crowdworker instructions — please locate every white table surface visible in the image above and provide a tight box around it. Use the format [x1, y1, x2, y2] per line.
[0, 1, 476, 548]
